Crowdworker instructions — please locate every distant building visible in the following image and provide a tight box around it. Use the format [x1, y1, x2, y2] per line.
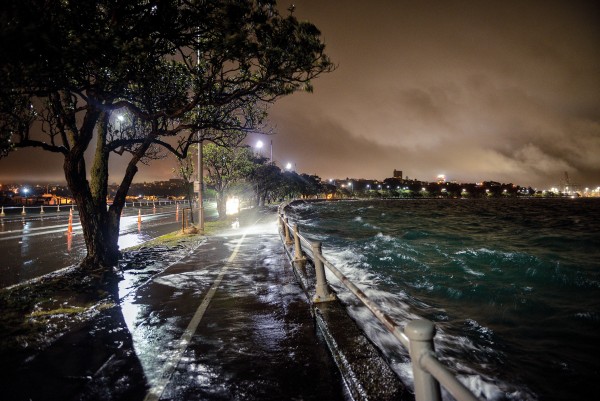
[393, 169, 403, 179]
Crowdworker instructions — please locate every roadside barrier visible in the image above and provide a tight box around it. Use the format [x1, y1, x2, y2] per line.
[278, 209, 480, 401]
[0, 200, 194, 216]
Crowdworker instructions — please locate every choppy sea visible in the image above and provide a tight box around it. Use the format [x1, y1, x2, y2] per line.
[286, 198, 600, 401]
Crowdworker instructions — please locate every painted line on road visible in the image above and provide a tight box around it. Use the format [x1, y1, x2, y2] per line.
[143, 218, 260, 401]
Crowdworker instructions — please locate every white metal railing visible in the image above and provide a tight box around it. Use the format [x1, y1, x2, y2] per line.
[278, 210, 480, 401]
[0, 199, 191, 217]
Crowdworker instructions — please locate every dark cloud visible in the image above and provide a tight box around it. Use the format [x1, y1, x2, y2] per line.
[266, 0, 600, 188]
[1, 0, 598, 189]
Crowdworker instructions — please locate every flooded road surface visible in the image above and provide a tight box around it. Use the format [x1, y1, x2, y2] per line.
[0, 203, 216, 288]
[121, 209, 347, 401]
[0, 208, 350, 401]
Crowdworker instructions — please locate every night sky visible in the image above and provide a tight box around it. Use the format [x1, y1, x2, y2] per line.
[1, 0, 599, 189]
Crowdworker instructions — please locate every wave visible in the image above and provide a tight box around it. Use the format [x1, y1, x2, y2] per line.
[290, 198, 600, 401]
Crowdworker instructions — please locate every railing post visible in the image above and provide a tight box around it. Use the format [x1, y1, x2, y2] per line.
[293, 224, 306, 268]
[284, 218, 293, 245]
[310, 241, 335, 303]
[405, 319, 441, 401]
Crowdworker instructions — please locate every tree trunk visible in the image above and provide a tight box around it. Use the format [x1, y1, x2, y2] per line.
[61, 111, 122, 299]
[64, 154, 120, 279]
[186, 183, 195, 224]
[216, 191, 226, 219]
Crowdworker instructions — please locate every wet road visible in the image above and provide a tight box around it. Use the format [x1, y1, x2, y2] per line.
[120, 209, 347, 401]
[0, 207, 402, 401]
[0, 203, 216, 288]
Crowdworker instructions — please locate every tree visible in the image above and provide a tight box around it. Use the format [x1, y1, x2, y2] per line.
[249, 160, 283, 206]
[298, 173, 323, 198]
[0, 0, 333, 291]
[203, 143, 254, 219]
[173, 145, 196, 223]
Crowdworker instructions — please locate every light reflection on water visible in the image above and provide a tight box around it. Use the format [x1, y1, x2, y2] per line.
[118, 232, 151, 249]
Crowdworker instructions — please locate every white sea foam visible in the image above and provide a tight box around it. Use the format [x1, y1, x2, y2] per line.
[290, 199, 589, 401]
[375, 232, 395, 242]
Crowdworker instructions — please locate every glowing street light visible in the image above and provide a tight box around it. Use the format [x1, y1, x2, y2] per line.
[116, 114, 125, 133]
[285, 162, 293, 170]
[22, 187, 30, 206]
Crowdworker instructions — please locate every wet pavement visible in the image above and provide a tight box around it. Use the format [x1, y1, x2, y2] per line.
[2, 208, 349, 401]
[1, 206, 410, 401]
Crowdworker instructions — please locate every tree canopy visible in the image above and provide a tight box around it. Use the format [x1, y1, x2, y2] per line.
[0, 0, 333, 281]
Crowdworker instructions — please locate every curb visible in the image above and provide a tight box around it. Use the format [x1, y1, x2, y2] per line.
[281, 233, 408, 401]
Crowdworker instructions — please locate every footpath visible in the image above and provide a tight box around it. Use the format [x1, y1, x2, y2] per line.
[2, 206, 406, 401]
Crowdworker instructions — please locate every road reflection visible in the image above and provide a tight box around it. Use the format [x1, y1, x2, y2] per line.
[0, 202, 218, 288]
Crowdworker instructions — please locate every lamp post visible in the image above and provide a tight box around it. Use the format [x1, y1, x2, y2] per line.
[22, 187, 29, 205]
[254, 141, 264, 206]
[197, 135, 204, 231]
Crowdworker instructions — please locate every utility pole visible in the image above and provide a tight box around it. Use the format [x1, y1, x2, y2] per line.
[197, 137, 204, 231]
[196, 38, 204, 232]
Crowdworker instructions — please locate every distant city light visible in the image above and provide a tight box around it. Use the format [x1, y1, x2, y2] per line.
[285, 162, 292, 170]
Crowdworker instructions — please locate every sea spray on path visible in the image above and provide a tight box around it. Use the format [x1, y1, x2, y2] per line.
[287, 198, 600, 401]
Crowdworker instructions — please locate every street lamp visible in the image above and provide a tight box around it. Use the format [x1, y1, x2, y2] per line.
[285, 162, 293, 171]
[197, 134, 204, 231]
[22, 187, 29, 205]
[116, 114, 125, 133]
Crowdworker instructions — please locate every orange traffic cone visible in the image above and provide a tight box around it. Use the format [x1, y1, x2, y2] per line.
[67, 209, 73, 233]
